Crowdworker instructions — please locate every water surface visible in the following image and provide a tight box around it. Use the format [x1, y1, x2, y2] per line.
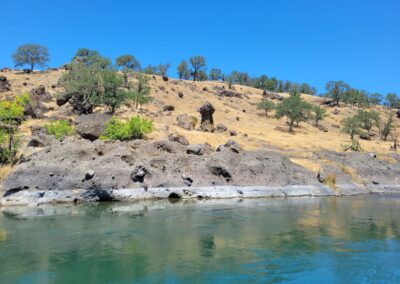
[1, 195, 400, 283]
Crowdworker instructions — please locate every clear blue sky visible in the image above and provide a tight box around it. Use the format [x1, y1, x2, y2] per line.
[1, 0, 399, 95]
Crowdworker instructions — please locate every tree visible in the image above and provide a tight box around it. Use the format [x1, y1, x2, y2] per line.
[197, 70, 208, 81]
[127, 73, 152, 109]
[142, 65, 158, 75]
[209, 68, 223, 81]
[369, 93, 382, 105]
[385, 93, 399, 109]
[115, 55, 141, 87]
[99, 69, 125, 114]
[275, 96, 311, 132]
[312, 105, 326, 126]
[12, 44, 49, 71]
[356, 110, 380, 134]
[158, 63, 171, 76]
[115, 55, 141, 71]
[257, 100, 275, 117]
[325, 81, 349, 106]
[342, 115, 361, 139]
[189, 56, 206, 81]
[177, 60, 190, 79]
[73, 48, 111, 69]
[381, 114, 394, 140]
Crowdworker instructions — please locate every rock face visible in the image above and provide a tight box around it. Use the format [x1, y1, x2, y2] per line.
[1, 137, 322, 203]
[168, 133, 189, 145]
[199, 102, 215, 132]
[0, 76, 11, 92]
[75, 113, 112, 141]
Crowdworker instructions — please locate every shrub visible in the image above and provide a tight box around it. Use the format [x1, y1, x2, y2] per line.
[0, 129, 19, 164]
[324, 173, 337, 189]
[312, 105, 326, 126]
[45, 120, 74, 140]
[104, 116, 153, 141]
[381, 114, 394, 141]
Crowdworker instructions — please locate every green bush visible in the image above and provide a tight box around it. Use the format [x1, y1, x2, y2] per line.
[0, 129, 19, 164]
[104, 116, 153, 141]
[45, 120, 74, 140]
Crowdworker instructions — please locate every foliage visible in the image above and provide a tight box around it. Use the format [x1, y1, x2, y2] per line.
[275, 96, 312, 132]
[0, 96, 27, 164]
[381, 114, 394, 141]
[98, 69, 125, 113]
[127, 73, 152, 108]
[189, 56, 206, 81]
[177, 60, 190, 79]
[385, 93, 399, 109]
[45, 120, 74, 141]
[104, 116, 153, 141]
[197, 70, 208, 81]
[312, 105, 326, 126]
[325, 80, 349, 106]
[323, 173, 336, 189]
[158, 63, 171, 76]
[341, 115, 361, 139]
[12, 44, 49, 71]
[209, 68, 223, 81]
[356, 110, 380, 133]
[256, 100, 275, 117]
[142, 65, 158, 75]
[60, 62, 103, 114]
[73, 48, 111, 69]
[115, 55, 141, 71]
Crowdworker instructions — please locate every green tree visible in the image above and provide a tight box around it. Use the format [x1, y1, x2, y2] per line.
[99, 69, 126, 114]
[369, 93, 382, 105]
[257, 100, 275, 117]
[381, 114, 394, 140]
[142, 65, 158, 75]
[209, 68, 223, 81]
[356, 110, 379, 134]
[325, 81, 349, 106]
[12, 44, 49, 71]
[60, 62, 103, 114]
[275, 96, 311, 132]
[127, 73, 152, 108]
[312, 105, 326, 126]
[342, 115, 361, 139]
[177, 60, 190, 79]
[189, 56, 206, 81]
[116, 55, 141, 87]
[73, 48, 111, 69]
[385, 93, 399, 109]
[158, 63, 171, 76]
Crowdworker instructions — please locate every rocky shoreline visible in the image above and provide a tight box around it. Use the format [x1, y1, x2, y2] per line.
[2, 184, 400, 206]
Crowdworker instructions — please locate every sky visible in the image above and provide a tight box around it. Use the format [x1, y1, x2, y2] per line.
[1, 0, 399, 95]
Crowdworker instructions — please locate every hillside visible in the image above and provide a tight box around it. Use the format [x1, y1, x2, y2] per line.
[1, 69, 399, 181]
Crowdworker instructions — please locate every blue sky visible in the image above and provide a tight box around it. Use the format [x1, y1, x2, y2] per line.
[1, 0, 399, 95]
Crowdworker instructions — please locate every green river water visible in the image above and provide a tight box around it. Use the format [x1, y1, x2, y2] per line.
[0, 195, 400, 283]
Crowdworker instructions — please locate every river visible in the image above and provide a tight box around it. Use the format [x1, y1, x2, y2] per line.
[0, 195, 400, 283]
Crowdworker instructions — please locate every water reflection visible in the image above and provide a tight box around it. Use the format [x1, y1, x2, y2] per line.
[0, 196, 400, 283]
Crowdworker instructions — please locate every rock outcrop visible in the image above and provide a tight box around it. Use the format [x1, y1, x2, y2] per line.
[0, 76, 11, 92]
[199, 102, 215, 132]
[75, 113, 111, 141]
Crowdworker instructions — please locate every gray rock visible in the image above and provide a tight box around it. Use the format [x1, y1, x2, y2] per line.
[75, 113, 111, 141]
[199, 102, 215, 132]
[176, 114, 193, 130]
[168, 133, 189, 145]
[0, 76, 11, 92]
[85, 170, 95, 180]
[216, 123, 227, 133]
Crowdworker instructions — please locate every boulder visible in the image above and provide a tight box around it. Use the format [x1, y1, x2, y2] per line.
[30, 85, 52, 102]
[217, 89, 242, 98]
[186, 144, 212, 155]
[216, 140, 242, 154]
[0, 76, 11, 92]
[360, 133, 371, 141]
[397, 109, 400, 119]
[199, 102, 215, 132]
[162, 75, 169, 82]
[216, 123, 228, 133]
[176, 114, 193, 130]
[75, 113, 112, 141]
[262, 90, 283, 100]
[230, 130, 238, 136]
[168, 133, 189, 146]
[163, 105, 175, 111]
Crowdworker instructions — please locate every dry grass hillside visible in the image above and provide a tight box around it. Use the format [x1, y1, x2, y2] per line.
[1, 69, 399, 177]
